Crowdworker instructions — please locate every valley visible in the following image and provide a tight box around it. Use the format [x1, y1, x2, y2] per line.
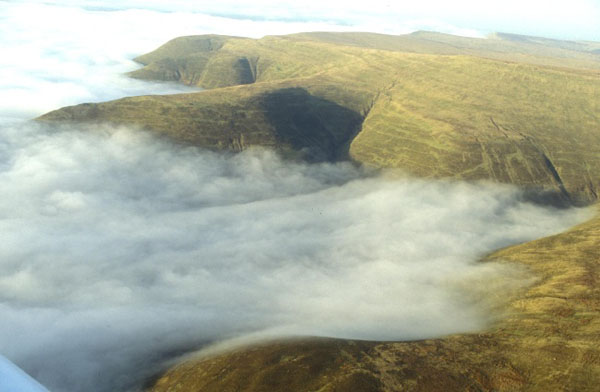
[37, 31, 600, 391]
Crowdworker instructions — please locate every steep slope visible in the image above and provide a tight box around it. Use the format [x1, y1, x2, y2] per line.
[38, 79, 369, 162]
[350, 55, 600, 204]
[129, 35, 254, 88]
[39, 33, 600, 203]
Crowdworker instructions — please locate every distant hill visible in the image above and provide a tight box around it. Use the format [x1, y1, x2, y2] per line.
[290, 31, 600, 70]
[39, 31, 600, 204]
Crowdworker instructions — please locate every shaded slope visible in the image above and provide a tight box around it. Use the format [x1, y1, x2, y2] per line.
[38, 81, 366, 162]
[149, 339, 384, 392]
[148, 210, 600, 392]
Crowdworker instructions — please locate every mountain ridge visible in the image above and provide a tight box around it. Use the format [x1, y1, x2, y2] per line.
[39, 31, 600, 204]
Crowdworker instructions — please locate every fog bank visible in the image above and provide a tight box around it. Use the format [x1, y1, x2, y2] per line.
[0, 123, 591, 391]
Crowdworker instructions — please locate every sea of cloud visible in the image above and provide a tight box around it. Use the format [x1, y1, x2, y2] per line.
[0, 122, 592, 391]
[13, 0, 600, 40]
[0, 2, 596, 392]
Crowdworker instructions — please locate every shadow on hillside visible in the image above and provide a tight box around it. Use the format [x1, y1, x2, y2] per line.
[259, 88, 363, 162]
[519, 188, 578, 209]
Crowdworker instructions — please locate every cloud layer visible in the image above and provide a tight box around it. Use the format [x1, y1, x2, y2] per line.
[0, 123, 591, 391]
[0, 2, 596, 391]
[11, 0, 600, 41]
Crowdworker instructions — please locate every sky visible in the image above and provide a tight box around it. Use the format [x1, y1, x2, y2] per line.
[12, 0, 600, 41]
[0, 1, 597, 392]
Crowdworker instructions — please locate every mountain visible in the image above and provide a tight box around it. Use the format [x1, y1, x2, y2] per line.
[37, 31, 600, 391]
[39, 31, 600, 204]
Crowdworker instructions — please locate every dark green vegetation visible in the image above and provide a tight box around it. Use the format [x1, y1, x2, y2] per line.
[38, 31, 600, 391]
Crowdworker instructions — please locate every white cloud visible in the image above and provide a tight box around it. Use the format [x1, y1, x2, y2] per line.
[0, 2, 597, 391]
[0, 123, 591, 392]
[0, 2, 203, 122]
[32, 0, 600, 39]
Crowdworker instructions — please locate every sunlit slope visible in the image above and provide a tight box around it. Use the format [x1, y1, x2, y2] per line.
[39, 33, 600, 202]
[130, 35, 251, 87]
[128, 34, 392, 89]
[350, 55, 600, 203]
[148, 211, 600, 392]
[288, 31, 600, 71]
[129, 31, 600, 86]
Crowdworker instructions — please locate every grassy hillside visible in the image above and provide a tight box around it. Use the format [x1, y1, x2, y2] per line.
[148, 210, 600, 392]
[39, 32, 600, 203]
[38, 80, 369, 161]
[349, 55, 600, 204]
[288, 31, 600, 70]
[129, 32, 600, 88]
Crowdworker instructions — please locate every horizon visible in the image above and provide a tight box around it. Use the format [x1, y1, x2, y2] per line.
[5, 1, 600, 42]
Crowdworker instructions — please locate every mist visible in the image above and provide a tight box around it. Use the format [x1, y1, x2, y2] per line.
[8, 1, 600, 42]
[0, 122, 592, 392]
[0, 2, 596, 391]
